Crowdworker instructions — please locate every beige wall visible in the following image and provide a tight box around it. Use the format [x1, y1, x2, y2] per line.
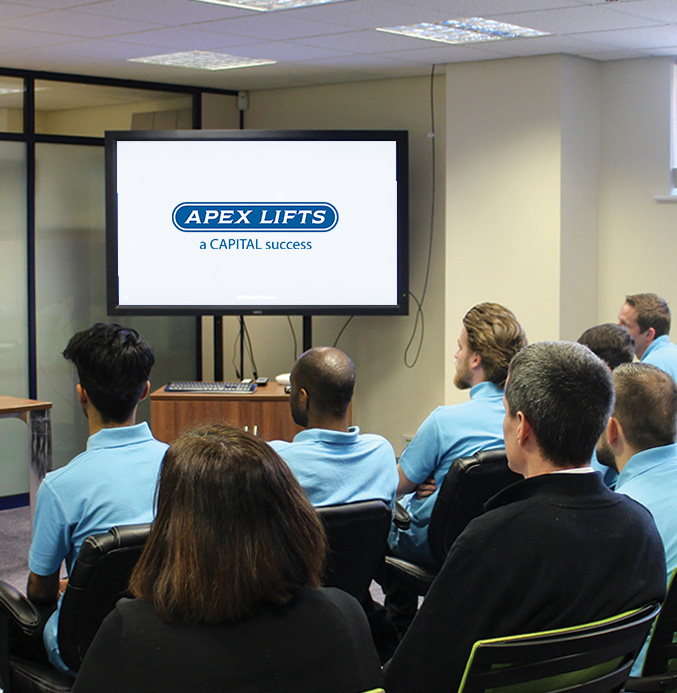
[207, 76, 447, 454]
[598, 58, 677, 325]
[201, 55, 677, 455]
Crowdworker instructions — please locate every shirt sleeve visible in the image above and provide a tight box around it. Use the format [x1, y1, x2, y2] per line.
[397, 409, 443, 485]
[28, 480, 72, 576]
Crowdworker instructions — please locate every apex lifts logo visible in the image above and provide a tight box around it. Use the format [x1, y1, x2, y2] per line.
[172, 203, 338, 232]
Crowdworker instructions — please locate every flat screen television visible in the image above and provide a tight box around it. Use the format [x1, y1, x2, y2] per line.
[105, 129, 409, 316]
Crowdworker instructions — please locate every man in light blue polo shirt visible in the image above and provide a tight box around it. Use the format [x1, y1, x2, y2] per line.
[27, 323, 168, 675]
[269, 347, 398, 507]
[596, 362, 677, 676]
[618, 292, 677, 382]
[388, 302, 528, 568]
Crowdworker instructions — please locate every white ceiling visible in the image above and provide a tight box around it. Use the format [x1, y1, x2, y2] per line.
[0, 0, 676, 93]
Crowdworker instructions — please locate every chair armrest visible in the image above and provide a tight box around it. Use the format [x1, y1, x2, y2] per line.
[0, 580, 40, 636]
[393, 500, 410, 530]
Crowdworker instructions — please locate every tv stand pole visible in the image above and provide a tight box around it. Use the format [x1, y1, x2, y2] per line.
[214, 315, 223, 381]
[302, 315, 312, 353]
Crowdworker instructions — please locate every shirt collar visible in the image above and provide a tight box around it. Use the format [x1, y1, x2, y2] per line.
[642, 334, 670, 360]
[293, 426, 360, 444]
[617, 443, 677, 487]
[87, 422, 154, 450]
[469, 381, 503, 400]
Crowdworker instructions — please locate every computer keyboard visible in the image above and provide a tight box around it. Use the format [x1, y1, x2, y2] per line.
[165, 381, 257, 393]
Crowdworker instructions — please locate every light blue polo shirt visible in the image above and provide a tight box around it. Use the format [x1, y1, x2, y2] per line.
[29, 422, 167, 674]
[388, 381, 506, 566]
[641, 335, 677, 383]
[615, 443, 677, 675]
[269, 426, 398, 507]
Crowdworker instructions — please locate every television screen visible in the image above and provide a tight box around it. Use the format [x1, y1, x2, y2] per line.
[105, 129, 408, 316]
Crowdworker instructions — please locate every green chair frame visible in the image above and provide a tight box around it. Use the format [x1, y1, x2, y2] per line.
[457, 602, 661, 693]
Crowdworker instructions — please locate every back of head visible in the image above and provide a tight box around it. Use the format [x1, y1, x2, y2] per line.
[505, 341, 615, 467]
[130, 424, 326, 625]
[63, 322, 154, 423]
[577, 323, 635, 370]
[463, 302, 527, 387]
[626, 293, 671, 337]
[612, 363, 677, 452]
[292, 346, 355, 417]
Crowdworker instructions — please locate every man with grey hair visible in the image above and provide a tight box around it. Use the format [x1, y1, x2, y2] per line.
[384, 341, 666, 693]
[596, 362, 677, 676]
[618, 292, 677, 381]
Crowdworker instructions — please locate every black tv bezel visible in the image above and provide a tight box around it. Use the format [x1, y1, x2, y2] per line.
[105, 128, 409, 317]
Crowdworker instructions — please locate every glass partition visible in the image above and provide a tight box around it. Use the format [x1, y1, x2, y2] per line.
[35, 143, 196, 469]
[0, 141, 30, 494]
[35, 81, 193, 138]
[0, 76, 24, 133]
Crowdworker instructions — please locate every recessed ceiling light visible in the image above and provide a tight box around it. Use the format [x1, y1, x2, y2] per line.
[128, 51, 276, 71]
[191, 0, 350, 11]
[377, 17, 549, 45]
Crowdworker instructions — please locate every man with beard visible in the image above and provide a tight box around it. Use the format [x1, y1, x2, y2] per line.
[596, 361, 677, 675]
[269, 346, 398, 506]
[387, 302, 527, 567]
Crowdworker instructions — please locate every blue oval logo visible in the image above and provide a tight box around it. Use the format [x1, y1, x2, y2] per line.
[173, 203, 338, 232]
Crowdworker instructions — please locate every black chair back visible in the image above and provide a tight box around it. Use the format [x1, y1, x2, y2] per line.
[317, 500, 392, 603]
[57, 523, 151, 672]
[428, 449, 520, 565]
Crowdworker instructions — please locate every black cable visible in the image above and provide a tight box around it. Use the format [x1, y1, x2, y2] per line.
[241, 317, 259, 379]
[287, 315, 298, 362]
[404, 291, 425, 368]
[404, 63, 437, 369]
[231, 327, 242, 380]
[333, 316, 354, 348]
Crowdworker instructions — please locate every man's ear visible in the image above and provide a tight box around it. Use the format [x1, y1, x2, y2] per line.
[139, 380, 151, 402]
[606, 416, 622, 447]
[470, 351, 482, 371]
[76, 383, 88, 406]
[644, 326, 657, 345]
[515, 411, 530, 446]
[298, 387, 309, 410]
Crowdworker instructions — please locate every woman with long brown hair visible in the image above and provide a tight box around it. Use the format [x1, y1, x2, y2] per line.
[73, 424, 384, 692]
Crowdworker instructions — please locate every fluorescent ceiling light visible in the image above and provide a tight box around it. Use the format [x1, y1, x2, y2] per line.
[128, 51, 276, 71]
[377, 17, 549, 45]
[191, 0, 350, 11]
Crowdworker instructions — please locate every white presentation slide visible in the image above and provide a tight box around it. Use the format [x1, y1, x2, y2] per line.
[114, 138, 401, 309]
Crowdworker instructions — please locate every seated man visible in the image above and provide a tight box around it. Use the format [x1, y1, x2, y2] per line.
[618, 292, 677, 381]
[269, 346, 398, 506]
[388, 302, 527, 567]
[578, 322, 635, 370]
[596, 362, 677, 675]
[577, 322, 635, 487]
[384, 341, 666, 693]
[27, 323, 168, 674]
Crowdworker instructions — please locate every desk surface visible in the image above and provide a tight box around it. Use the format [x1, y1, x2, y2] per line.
[0, 396, 53, 414]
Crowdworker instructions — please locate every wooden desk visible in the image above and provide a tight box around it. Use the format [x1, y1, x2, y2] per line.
[0, 396, 52, 518]
[150, 383, 302, 444]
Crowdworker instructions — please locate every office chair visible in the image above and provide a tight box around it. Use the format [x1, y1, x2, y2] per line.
[625, 569, 677, 692]
[316, 499, 392, 604]
[0, 523, 151, 693]
[384, 448, 520, 595]
[457, 602, 661, 693]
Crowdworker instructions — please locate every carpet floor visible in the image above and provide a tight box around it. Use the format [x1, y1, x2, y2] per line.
[0, 504, 31, 591]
